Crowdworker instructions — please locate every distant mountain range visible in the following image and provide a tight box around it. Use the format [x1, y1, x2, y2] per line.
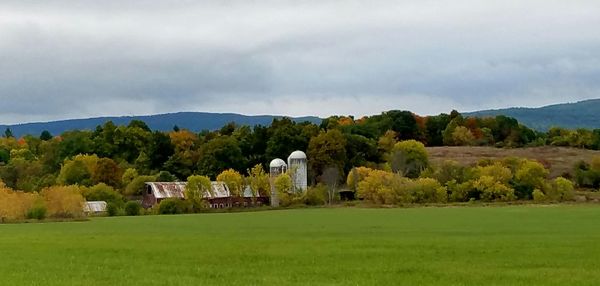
[0, 112, 322, 138]
[465, 99, 600, 131]
[2, 99, 599, 137]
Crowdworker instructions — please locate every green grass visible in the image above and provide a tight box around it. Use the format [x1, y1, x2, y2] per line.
[1, 206, 600, 285]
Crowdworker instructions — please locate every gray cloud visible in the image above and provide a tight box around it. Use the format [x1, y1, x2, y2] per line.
[1, 0, 600, 124]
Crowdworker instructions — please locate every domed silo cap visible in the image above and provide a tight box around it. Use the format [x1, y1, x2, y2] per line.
[288, 150, 307, 160]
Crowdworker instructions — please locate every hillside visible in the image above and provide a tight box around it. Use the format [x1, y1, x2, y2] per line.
[465, 99, 600, 131]
[0, 112, 322, 138]
[427, 146, 600, 178]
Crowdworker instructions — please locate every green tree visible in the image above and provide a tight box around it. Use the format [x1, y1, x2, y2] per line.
[452, 126, 475, 146]
[266, 118, 310, 160]
[39, 130, 53, 141]
[307, 129, 347, 180]
[125, 175, 157, 196]
[389, 140, 429, 178]
[186, 175, 212, 199]
[57, 160, 92, 186]
[196, 136, 245, 179]
[81, 183, 124, 206]
[121, 168, 139, 186]
[425, 113, 451, 146]
[156, 170, 177, 182]
[4, 128, 14, 138]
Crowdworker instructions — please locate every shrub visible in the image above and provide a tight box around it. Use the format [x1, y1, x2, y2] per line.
[546, 177, 575, 202]
[473, 176, 516, 202]
[532, 189, 546, 202]
[106, 202, 120, 217]
[158, 198, 189, 215]
[513, 160, 549, 199]
[447, 180, 477, 202]
[82, 183, 124, 207]
[346, 167, 374, 192]
[124, 201, 141, 216]
[0, 186, 40, 221]
[424, 160, 468, 185]
[406, 178, 447, 203]
[26, 205, 47, 220]
[41, 186, 85, 218]
[476, 163, 512, 184]
[303, 184, 328, 206]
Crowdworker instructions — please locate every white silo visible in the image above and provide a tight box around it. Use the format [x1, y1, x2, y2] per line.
[269, 158, 287, 207]
[269, 158, 287, 176]
[288, 150, 308, 192]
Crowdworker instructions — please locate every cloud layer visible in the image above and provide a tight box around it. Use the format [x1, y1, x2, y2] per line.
[1, 0, 600, 124]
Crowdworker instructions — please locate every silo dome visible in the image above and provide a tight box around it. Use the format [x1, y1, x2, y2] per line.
[288, 150, 307, 160]
[269, 158, 287, 168]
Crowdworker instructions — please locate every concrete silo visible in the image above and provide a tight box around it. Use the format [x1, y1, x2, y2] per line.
[269, 158, 287, 207]
[288, 150, 308, 193]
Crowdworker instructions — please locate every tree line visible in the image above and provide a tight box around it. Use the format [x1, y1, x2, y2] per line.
[0, 109, 598, 216]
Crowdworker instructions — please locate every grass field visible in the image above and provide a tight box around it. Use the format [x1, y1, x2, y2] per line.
[427, 146, 600, 178]
[2, 206, 600, 285]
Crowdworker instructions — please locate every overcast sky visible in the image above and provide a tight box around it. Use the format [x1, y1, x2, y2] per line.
[1, 1, 600, 124]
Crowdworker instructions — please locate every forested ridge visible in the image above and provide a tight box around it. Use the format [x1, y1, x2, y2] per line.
[466, 99, 600, 131]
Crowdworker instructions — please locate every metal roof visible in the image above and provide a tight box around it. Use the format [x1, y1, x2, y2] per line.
[146, 182, 187, 199]
[84, 201, 107, 213]
[145, 181, 255, 199]
[204, 181, 231, 198]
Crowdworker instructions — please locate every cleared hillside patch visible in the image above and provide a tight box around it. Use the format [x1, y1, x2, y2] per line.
[427, 146, 600, 178]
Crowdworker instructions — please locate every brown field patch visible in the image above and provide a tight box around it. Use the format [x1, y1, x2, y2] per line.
[427, 146, 600, 178]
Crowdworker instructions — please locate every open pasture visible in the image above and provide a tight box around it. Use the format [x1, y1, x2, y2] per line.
[1, 206, 600, 285]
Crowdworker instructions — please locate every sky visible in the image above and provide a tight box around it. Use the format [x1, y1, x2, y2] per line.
[1, 0, 600, 124]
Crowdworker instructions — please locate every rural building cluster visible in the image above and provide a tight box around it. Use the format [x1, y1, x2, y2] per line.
[139, 150, 308, 209]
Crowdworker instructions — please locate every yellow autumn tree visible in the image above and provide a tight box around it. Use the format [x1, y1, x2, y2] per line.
[217, 169, 244, 197]
[41, 186, 85, 218]
[247, 164, 270, 197]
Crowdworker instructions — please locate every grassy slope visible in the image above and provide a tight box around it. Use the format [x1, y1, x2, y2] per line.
[1, 206, 600, 285]
[427, 146, 600, 178]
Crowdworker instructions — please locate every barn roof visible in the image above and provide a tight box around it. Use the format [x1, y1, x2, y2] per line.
[84, 201, 107, 213]
[204, 181, 231, 198]
[145, 181, 255, 199]
[146, 182, 187, 199]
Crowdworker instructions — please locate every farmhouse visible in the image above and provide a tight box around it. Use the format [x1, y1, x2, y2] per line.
[142, 182, 269, 209]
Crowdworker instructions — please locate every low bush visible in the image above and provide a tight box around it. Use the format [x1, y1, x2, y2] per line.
[124, 201, 141, 216]
[26, 205, 47, 220]
[303, 184, 328, 206]
[158, 199, 190, 215]
[106, 202, 120, 217]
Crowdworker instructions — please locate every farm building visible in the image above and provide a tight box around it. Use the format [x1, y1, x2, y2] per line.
[143, 182, 269, 209]
[83, 201, 107, 214]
